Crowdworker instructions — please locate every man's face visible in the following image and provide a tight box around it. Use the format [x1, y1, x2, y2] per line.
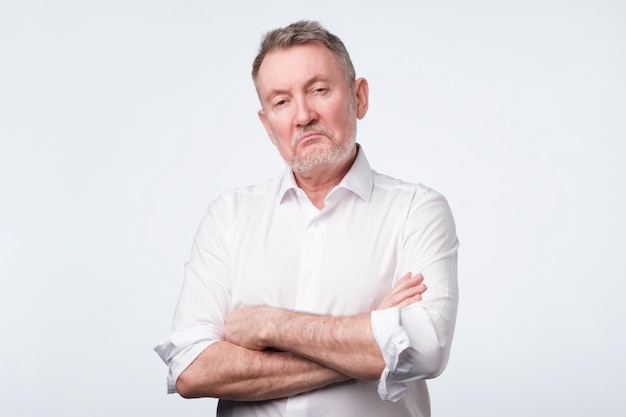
[256, 41, 368, 174]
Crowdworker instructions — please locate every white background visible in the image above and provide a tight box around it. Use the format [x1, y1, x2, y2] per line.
[1, 0, 625, 416]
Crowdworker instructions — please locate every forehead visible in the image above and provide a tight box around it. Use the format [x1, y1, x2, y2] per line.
[256, 42, 345, 95]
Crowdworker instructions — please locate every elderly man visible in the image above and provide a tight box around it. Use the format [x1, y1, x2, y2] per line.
[155, 20, 459, 417]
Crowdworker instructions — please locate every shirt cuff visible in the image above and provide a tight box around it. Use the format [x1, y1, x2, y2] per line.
[154, 324, 220, 394]
[371, 307, 416, 402]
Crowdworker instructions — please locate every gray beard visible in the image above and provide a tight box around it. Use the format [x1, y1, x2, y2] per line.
[291, 130, 356, 174]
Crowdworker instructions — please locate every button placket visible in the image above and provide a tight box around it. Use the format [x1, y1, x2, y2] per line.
[294, 216, 323, 311]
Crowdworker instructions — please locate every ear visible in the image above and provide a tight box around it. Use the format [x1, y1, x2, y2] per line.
[353, 77, 369, 120]
[258, 109, 276, 145]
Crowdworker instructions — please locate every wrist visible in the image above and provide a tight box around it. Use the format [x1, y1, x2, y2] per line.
[257, 306, 284, 349]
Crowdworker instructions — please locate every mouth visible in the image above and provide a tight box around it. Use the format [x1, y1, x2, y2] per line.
[292, 127, 331, 149]
[297, 132, 325, 146]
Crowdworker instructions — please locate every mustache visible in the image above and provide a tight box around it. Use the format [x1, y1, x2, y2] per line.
[291, 125, 335, 149]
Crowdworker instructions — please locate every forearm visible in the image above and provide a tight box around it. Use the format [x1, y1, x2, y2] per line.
[175, 340, 350, 401]
[222, 274, 428, 382]
[258, 310, 385, 381]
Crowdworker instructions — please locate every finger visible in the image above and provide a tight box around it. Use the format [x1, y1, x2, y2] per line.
[411, 273, 424, 285]
[400, 272, 412, 280]
[391, 273, 422, 293]
[377, 274, 426, 310]
[396, 294, 423, 309]
[394, 272, 412, 286]
[390, 275, 425, 298]
[401, 273, 424, 287]
[390, 283, 427, 306]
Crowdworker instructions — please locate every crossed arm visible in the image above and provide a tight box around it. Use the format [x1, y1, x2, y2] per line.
[175, 272, 426, 400]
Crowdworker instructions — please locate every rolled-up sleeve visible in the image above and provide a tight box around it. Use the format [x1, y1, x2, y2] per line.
[371, 187, 459, 401]
[153, 196, 233, 393]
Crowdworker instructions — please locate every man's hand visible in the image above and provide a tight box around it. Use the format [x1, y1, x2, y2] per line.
[224, 305, 276, 351]
[376, 272, 426, 310]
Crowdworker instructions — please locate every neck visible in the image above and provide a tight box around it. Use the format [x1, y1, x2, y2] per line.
[293, 146, 358, 210]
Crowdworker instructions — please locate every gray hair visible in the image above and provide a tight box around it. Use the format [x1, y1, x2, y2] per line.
[251, 20, 356, 89]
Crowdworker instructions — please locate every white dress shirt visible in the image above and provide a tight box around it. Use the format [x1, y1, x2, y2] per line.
[154, 146, 459, 417]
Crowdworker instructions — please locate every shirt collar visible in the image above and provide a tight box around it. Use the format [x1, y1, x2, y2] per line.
[278, 144, 374, 204]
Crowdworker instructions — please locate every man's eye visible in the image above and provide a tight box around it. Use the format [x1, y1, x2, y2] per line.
[274, 99, 287, 107]
[315, 87, 327, 93]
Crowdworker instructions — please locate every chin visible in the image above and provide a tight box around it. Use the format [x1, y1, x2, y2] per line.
[291, 141, 355, 174]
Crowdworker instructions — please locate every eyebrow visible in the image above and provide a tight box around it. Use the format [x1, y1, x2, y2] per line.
[262, 76, 333, 102]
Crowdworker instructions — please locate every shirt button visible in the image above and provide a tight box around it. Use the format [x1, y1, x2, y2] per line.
[313, 222, 319, 228]
[305, 270, 312, 279]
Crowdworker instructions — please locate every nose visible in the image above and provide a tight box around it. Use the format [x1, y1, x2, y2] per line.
[294, 96, 318, 127]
